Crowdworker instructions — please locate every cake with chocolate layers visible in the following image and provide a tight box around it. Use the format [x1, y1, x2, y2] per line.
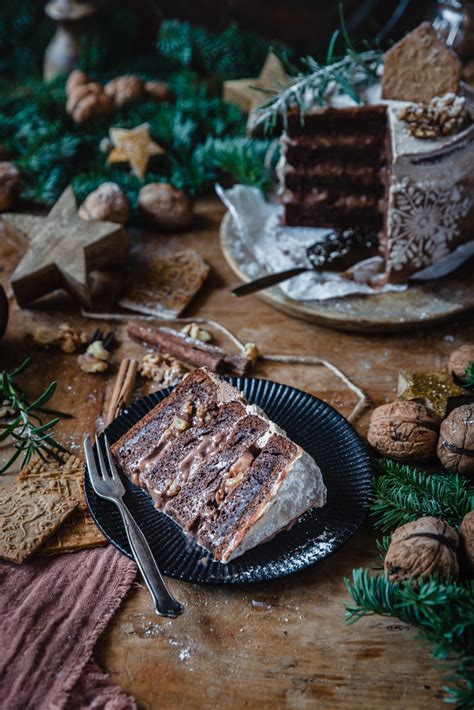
[111, 368, 326, 562]
[277, 23, 474, 284]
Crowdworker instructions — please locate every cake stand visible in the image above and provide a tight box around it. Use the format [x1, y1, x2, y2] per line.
[220, 210, 474, 333]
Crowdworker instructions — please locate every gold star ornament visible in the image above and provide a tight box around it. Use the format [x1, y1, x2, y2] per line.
[107, 123, 164, 179]
[2, 186, 129, 308]
[223, 51, 289, 114]
[398, 369, 467, 417]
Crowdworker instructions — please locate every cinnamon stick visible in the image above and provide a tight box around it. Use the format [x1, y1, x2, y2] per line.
[126, 321, 249, 376]
[106, 357, 138, 425]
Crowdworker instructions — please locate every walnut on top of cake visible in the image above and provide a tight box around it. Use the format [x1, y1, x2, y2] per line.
[255, 21, 474, 286]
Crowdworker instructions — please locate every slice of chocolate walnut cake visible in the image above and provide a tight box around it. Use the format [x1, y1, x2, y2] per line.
[111, 368, 326, 562]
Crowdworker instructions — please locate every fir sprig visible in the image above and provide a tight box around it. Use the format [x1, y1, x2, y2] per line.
[464, 363, 474, 390]
[371, 460, 474, 531]
[0, 358, 71, 474]
[253, 8, 382, 131]
[345, 570, 474, 708]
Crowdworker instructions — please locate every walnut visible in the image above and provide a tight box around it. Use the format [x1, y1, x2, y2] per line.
[66, 81, 114, 123]
[384, 516, 459, 581]
[459, 511, 474, 573]
[137, 183, 194, 231]
[367, 401, 440, 462]
[33, 322, 88, 353]
[144, 80, 170, 102]
[77, 340, 110, 373]
[0, 162, 21, 212]
[448, 344, 474, 386]
[139, 352, 186, 387]
[181, 323, 212, 342]
[57, 322, 88, 353]
[65, 69, 89, 95]
[437, 404, 474, 476]
[104, 75, 145, 108]
[398, 93, 471, 139]
[78, 182, 129, 224]
[244, 342, 260, 366]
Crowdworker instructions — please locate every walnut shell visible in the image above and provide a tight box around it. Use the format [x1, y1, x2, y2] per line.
[137, 183, 194, 231]
[448, 344, 474, 385]
[66, 69, 89, 96]
[367, 401, 440, 461]
[0, 162, 21, 212]
[437, 404, 474, 476]
[104, 75, 144, 108]
[384, 516, 459, 581]
[78, 182, 129, 224]
[144, 80, 170, 102]
[459, 511, 474, 573]
[66, 83, 114, 123]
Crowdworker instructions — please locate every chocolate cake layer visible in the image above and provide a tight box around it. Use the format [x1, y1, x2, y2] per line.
[164, 414, 269, 534]
[111, 368, 326, 563]
[284, 162, 386, 190]
[197, 433, 298, 558]
[286, 104, 387, 136]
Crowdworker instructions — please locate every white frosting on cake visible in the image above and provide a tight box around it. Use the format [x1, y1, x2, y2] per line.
[278, 81, 474, 281]
[225, 448, 326, 561]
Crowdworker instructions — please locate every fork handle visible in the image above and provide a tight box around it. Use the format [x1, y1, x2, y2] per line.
[116, 500, 184, 618]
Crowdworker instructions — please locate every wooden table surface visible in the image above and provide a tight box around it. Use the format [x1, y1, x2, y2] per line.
[1, 197, 473, 709]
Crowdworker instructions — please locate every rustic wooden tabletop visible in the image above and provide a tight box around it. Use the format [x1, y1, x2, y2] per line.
[1, 197, 473, 709]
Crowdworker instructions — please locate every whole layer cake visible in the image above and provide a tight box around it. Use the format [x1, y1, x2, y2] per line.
[277, 23, 474, 284]
[111, 368, 326, 562]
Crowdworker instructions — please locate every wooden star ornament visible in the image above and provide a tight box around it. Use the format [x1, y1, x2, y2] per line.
[398, 369, 467, 417]
[107, 123, 164, 179]
[223, 52, 289, 114]
[2, 186, 129, 308]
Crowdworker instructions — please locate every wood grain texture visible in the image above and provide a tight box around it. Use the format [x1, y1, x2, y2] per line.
[1, 197, 473, 708]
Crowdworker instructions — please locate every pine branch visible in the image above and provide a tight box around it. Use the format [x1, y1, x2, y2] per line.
[371, 460, 474, 532]
[464, 363, 474, 390]
[345, 569, 474, 708]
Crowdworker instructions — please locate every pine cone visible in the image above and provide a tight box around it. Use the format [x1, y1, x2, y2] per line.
[137, 183, 194, 231]
[78, 182, 129, 224]
[0, 162, 21, 212]
[437, 404, 474, 476]
[104, 75, 144, 108]
[459, 511, 474, 573]
[367, 401, 440, 462]
[448, 344, 474, 385]
[384, 517, 459, 581]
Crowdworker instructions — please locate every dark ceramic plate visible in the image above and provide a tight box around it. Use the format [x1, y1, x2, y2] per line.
[85, 377, 372, 584]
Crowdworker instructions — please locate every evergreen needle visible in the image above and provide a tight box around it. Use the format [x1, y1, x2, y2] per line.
[0, 358, 71, 473]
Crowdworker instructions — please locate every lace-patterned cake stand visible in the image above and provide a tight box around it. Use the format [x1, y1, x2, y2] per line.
[220, 211, 474, 333]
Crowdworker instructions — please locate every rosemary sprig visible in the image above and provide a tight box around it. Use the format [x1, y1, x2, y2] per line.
[253, 7, 382, 131]
[0, 357, 71, 474]
[345, 570, 474, 708]
[371, 460, 474, 531]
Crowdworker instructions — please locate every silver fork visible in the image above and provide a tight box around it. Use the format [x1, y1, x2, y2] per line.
[84, 434, 184, 618]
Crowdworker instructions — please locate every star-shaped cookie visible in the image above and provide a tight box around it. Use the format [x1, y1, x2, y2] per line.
[108, 123, 164, 179]
[2, 186, 129, 307]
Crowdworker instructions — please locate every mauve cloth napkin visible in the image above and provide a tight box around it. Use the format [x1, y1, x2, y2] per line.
[0, 546, 137, 710]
